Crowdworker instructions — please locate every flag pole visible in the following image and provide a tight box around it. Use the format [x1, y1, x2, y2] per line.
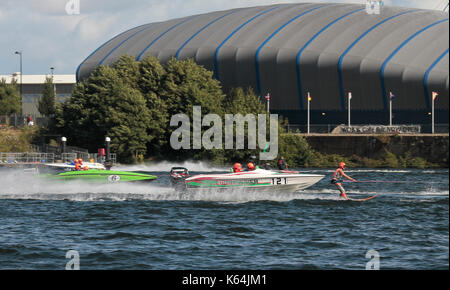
[389, 97, 392, 126]
[432, 93, 435, 134]
[265, 93, 270, 113]
[307, 92, 311, 134]
[348, 92, 351, 127]
[431, 92, 438, 134]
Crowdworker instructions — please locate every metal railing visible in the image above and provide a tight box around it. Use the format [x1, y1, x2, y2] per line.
[61, 152, 117, 165]
[0, 152, 116, 165]
[0, 114, 49, 128]
[283, 123, 449, 134]
[0, 152, 55, 164]
[284, 124, 338, 134]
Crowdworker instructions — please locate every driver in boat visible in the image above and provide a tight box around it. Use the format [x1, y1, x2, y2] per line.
[245, 162, 257, 171]
[231, 163, 243, 173]
[331, 162, 357, 200]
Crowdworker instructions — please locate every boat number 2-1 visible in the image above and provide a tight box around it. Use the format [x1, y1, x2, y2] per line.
[271, 177, 287, 185]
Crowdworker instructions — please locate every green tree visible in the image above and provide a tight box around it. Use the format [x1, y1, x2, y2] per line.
[55, 66, 151, 162]
[113, 55, 141, 90]
[138, 56, 169, 158]
[278, 134, 314, 167]
[106, 85, 151, 163]
[138, 56, 166, 95]
[159, 57, 225, 160]
[162, 57, 225, 117]
[0, 78, 21, 115]
[218, 87, 267, 163]
[38, 76, 57, 117]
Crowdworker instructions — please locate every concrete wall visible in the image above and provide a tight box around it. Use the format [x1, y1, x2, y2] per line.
[304, 134, 449, 166]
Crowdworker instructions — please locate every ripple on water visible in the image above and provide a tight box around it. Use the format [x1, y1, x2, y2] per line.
[0, 169, 447, 269]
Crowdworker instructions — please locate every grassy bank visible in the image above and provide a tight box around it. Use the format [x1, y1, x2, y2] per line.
[0, 126, 37, 152]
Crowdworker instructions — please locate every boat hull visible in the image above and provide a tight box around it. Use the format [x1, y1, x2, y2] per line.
[184, 170, 324, 192]
[40, 169, 157, 183]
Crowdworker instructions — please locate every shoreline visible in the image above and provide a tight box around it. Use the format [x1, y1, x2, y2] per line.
[1, 128, 449, 169]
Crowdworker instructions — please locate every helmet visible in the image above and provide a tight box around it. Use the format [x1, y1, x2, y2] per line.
[339, 162, 346, 169]
[247, 162, 255, 170]
[233, 163, 242, 169]
[83, 166, 89, 170]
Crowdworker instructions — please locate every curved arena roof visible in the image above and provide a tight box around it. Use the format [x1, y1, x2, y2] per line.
[76, 3, 449, 123]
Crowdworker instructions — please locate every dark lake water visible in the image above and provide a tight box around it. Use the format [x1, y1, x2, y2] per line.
[0, 165, 448, 270]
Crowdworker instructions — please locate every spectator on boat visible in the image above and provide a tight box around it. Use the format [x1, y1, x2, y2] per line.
[232, 163, 243, 173]
[277, 156, 287, 170]
[331, 162, 357, 200]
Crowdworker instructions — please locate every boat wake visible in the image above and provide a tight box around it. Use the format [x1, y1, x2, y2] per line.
[0, 168, 447, 202]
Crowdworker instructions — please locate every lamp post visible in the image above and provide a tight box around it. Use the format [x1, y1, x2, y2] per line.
[105, 137, 112, 170]
[265, 93, 270, 113]
[50, 67, 56, 98]
[14, 51, 23, 112]
[61, 137, 67, 162]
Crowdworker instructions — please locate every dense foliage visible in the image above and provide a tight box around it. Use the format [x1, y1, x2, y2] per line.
[38, 77, 57, 117]
[0, 78, 21, 115]
[53, 55, 310, 165]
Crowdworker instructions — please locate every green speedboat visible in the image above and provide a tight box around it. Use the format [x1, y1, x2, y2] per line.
[38, 167, 157, 183]
[44, 169, 156, 183]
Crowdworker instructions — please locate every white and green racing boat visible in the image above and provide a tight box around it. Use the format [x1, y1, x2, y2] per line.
[170, 167, 324, 192]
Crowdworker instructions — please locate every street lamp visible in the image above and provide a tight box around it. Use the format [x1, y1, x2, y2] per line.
[61, 137, 67, 162]
[105, 137, 112, 170]
[14, 51, 23, 105]
[50, 67, 56, 98]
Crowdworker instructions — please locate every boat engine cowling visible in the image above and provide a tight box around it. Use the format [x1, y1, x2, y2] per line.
[170, 167, 190, 191]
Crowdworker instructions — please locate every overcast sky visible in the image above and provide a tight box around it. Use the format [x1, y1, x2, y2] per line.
[0, 0, 447, 75]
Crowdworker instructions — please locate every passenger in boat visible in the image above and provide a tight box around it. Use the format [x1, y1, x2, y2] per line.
[246, 162, 256, 171]
[331, 162, 357, 200]
[74, 163, 82, 171]
[83, 166, 89, 171]
[232, 163, 243, 173]
[277, 156, 287, 170]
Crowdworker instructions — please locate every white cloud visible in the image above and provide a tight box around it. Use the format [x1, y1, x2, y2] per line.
[0, 0, 446, 75]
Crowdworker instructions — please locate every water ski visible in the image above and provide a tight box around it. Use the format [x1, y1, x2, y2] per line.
[347, 194, 377, 202]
